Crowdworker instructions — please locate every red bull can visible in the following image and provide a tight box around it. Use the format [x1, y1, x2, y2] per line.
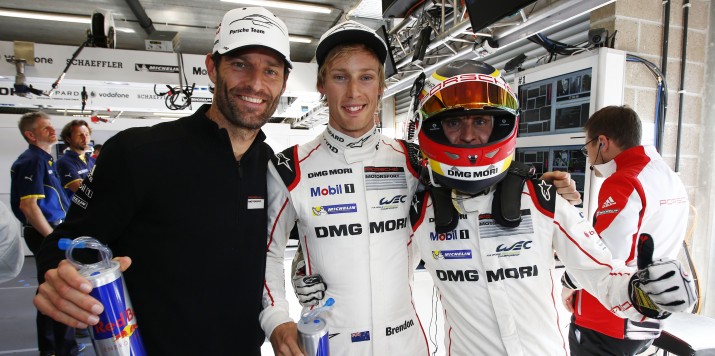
[82, 261, 147, 356]
[298, 317, 329, 356]
[60, 237, 147, 356]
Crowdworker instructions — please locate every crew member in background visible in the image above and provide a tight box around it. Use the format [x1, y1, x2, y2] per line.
[10, 111, 82, 355]
[57, 120, 95, 198]
[91, 143, 102, 159]
[32, 7, 291, 355]
[563, 105, 691, 356]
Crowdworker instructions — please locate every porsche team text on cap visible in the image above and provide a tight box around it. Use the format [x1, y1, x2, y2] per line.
[213, 7, 292, 68]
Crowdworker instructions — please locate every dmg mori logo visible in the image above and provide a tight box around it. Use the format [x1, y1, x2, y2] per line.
[436, 269, 479, 282]
[315, 224, 362, 238]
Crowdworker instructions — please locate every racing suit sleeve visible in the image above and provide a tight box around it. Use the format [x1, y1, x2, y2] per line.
[549, 193, 644, 321]
[260, 162, 299, 337]
[592, 175, 641, 262]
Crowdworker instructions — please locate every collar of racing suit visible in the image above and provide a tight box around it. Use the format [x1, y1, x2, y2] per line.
[322, 124, 380, 164]
[592, 145, 653, 179]
[450, 186, 494, 214]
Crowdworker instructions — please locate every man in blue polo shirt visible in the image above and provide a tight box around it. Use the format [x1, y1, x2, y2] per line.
[10, 111, 81, 356]
[57, 120, 96, 198]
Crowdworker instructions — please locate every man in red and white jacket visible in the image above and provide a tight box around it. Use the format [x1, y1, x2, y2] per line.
[563, 105, 691, 355]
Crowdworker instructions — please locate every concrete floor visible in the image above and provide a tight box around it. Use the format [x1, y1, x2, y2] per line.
[0, 257, 95, 356]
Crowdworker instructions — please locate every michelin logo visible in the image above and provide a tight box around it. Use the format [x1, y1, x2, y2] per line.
[432, 249, 472, 260]
[312, 203, 358, 216]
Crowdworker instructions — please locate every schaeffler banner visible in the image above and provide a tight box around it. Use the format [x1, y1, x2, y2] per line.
[0, 41, 316, 111]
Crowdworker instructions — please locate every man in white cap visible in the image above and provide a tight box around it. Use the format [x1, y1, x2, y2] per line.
[33, 7, 291, 355]
[260, 21, 430, 356]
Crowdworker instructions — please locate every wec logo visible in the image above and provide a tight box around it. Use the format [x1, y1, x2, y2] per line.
[496, 240, 532, 252]
[380, 195, 407, 205]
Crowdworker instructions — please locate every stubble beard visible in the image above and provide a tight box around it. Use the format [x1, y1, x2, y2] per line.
[214, 75, 279, 130]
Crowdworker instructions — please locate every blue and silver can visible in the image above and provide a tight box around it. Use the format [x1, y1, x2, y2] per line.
[62, 237, 147, 356]
[298, 317, 329, 356]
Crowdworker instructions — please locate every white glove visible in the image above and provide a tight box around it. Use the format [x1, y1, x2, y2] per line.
[291, 259, 327, 307]
[629, 233, 697, 319]
[630, 258, 696, 318]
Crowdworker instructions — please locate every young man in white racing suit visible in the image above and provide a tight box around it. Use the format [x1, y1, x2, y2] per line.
[261, 21, 429, 356]
[406, 60, 695, 355]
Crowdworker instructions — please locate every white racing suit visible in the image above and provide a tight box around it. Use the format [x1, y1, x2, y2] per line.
[261, 125, 429, 355]
[410, 178, 645, 356]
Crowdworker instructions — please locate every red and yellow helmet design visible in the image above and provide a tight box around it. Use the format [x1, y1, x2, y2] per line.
[417, 60, 519, 193]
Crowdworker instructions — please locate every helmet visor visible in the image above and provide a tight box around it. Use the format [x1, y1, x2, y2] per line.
[419, 80, 518, 121]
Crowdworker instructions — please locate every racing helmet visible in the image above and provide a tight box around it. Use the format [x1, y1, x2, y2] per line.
[416, 60, 519, 194]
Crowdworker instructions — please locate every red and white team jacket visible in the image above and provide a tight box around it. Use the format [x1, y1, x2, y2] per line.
[574, 145, 689, 339]
[410, 178, 645, 355]
[260, 125, 429, 356]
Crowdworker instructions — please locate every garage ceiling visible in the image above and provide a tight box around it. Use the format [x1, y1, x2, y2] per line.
[0, 0, 612, 126]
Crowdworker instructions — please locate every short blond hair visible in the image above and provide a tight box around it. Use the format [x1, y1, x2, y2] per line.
[317, 43, 386, 106]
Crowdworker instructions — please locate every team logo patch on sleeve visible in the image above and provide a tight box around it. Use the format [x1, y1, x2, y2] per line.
[275, 152, 293, 172]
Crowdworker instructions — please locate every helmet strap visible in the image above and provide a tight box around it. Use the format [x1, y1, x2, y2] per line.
[426, 160, 442, 188]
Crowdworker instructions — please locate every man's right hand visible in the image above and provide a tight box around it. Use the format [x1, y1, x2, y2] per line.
[34, 257, 132, 328]
[291, 258, 327, 307]
[270, 322, 304, 356]
[292, 274, 327, 307]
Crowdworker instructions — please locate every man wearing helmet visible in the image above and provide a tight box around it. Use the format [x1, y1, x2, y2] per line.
[409, 60, 696, 355]
[260, 21, 429, 356]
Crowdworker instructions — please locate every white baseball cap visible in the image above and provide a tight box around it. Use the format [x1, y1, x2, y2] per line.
[315, 21, 387, 68]
[213, 7, 292, 69]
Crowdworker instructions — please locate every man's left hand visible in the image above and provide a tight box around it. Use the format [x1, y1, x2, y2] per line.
[540, 171, 582, 206]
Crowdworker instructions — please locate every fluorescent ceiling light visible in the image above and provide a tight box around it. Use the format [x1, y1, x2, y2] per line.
[152, 112, 187, 116]
[289, 35, 312, 44]
[0, 9, 90, 23]
[220, 0, 333, 14]
[73, 114, 109, 118]
[0, 9, 133, 34]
